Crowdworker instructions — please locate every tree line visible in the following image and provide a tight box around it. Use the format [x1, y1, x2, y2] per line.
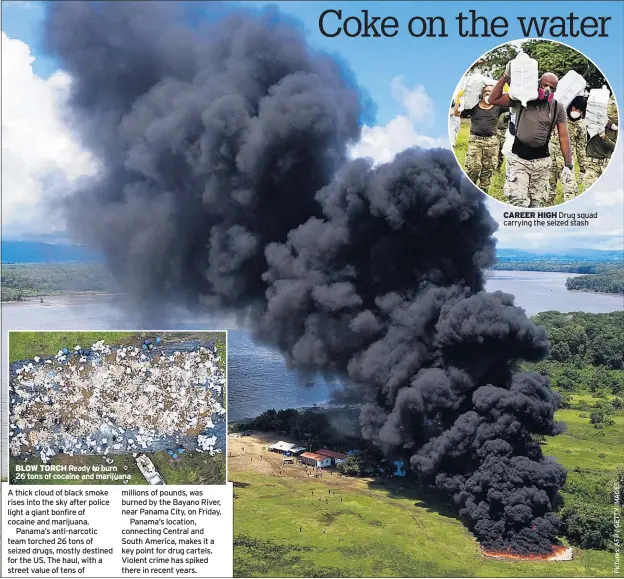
[2, 263, 117, 301]
[566, 268, 624, 295]
[531, 311, 624, 370]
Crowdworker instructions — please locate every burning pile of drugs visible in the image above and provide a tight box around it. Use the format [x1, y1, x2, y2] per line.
[483, 545, 574, 561]
[9, 339, 225, 462]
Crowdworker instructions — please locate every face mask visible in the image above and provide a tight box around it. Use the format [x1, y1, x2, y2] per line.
[570, 111, 581, 120]
[537, 87, 555, 103]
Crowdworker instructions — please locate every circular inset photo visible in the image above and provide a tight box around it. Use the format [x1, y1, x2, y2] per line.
[449, 39, 618, 208]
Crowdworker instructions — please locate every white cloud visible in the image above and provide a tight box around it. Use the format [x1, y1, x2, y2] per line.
[390, 77, 434, 125]
[1, 32, 96, 238]
[350, 78, 444, 165]
[350, 116, 446, 165]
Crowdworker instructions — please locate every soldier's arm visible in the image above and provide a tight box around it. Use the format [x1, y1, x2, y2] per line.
[489, 75, 512, 107]
[557, 122, 574, 168]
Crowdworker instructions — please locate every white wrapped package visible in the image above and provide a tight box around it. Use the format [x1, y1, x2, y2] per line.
[555, 70, 587, 110]
[449, 114, 461, 146]
[480, 76, 497, 89]
[502, 129, 515, 158]
[586, 86, 611, 139]
[508, 51, 539, 106]
[464, 75, 487, 109]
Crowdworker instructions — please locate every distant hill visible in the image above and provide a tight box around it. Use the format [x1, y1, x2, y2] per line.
[2, 240, 621, 265]
[1, 241, 101, 264]
[497, 248, 623, 262]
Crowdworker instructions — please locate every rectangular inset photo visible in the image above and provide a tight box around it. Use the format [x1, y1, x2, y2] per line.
[8, 331, 227, 485]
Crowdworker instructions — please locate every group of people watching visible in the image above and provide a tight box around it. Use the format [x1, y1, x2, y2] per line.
[453, 67, 618, 207]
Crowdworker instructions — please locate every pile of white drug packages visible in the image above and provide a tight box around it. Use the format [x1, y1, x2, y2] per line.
[9, 339, 226, 463]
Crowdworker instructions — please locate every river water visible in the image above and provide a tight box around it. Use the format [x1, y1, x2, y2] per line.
[2, 271, 622, 475]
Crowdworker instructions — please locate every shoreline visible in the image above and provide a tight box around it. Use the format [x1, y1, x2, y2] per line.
[228, 401, 360, 427]
[4, 284, 622, 306]
[566, 288, 624, 297]
[2, 291, 125, 304]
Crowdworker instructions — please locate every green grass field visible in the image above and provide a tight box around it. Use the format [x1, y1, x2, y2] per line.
[232, 472, 614, 578]
[544, 408, 624, 471]
[9, 331, 227, 485]
[9, 331, 226, 365]
[232, 399, 622, 577]
[453, 120, 584, 204]
[9, 331, 134, 362]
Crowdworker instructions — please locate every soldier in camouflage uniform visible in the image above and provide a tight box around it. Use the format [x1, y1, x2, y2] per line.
[465, 135, 499, 192]
[549, 97, 587, 201]
[490, 69, 575, 207]
[583, 94, 618, 189]
[505, 153, 553, 207]
[606, 94, 619, 148]
[456, 85, 503, 193]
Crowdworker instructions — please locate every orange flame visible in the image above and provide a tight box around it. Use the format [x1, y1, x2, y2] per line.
[482, 545, 570, 561]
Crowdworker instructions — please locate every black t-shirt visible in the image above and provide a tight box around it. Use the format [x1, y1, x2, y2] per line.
[512, 136, 549, 160]
[469, 105, 502, 137]
[511, 100, 565, 160]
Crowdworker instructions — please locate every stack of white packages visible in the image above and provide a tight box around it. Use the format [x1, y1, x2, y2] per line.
[586, 86, 611, 139]
[508, 51, 539, 106]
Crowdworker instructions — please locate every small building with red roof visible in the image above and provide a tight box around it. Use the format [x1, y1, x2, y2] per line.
[315, 448, 348, 465]
[300, 452, 332, 468]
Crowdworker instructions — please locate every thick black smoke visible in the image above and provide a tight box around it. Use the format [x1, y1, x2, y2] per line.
[45, 1, 566, 555]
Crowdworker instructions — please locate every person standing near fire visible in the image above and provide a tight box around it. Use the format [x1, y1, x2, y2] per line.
[454, 84, 503, 193]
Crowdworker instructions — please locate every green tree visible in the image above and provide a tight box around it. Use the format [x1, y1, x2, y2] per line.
[589, 409, 615, 428]
[555, 367, 581, 391]
[560, 500, 615, 550]
[590, 332, 624, 369]
[588, 366, 613, 393]
[469, 44, 519, 79]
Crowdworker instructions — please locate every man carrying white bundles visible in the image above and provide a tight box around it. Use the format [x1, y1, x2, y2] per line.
[454, 85, 504, 193]
[490, 65, 576, 207]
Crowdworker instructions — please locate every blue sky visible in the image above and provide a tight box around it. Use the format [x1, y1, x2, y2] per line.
[2, 1, 623, 249]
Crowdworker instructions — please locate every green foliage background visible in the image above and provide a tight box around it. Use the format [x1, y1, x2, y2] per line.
[468, 40, 607, 89]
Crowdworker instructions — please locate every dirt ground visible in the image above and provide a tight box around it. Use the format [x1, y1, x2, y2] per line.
[228, 431, 379, 493]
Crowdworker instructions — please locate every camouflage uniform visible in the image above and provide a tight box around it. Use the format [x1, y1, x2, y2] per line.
[583, 157, 610, 188]
[549, 120, 585, 201]
[608, 95, 619, 125]
[465, 134, 499, 193]
[583, 96, 618, 189]
[504, 152, 552, 208]
[606, 95, 618, 145]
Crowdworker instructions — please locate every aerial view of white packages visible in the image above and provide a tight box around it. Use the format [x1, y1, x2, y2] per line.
[9, 333, 226, 483]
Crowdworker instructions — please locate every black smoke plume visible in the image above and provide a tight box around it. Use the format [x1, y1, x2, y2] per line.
[44, 1, 566, 555]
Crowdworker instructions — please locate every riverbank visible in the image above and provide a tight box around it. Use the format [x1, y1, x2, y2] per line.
[567, 288, 624, 297]
[2, 290, 124, 304]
